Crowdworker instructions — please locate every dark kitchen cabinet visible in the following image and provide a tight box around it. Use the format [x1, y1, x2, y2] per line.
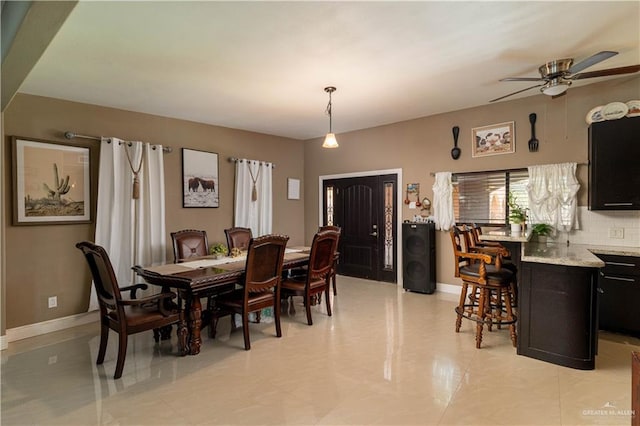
[596, 253, 640, 338]
[589, 116, 640, 210]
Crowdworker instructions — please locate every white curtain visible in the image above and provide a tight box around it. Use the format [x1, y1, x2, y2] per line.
[234, 159, 273, 236]
[89, 138, 166, 311]
[432, 171, 455, 231]
[526, 162, 580, 232]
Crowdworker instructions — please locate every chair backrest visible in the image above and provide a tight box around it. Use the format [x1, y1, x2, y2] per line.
[171, 229, 209, 262]
[243, 234, 289, 294]
[76, 241, 123, 315]
[449, 227, 470, 278]
[225, 227, 253, 251]
[318, 225, 341, 233]
[307, 230, 340, 280]
[459, 225, 476, 251]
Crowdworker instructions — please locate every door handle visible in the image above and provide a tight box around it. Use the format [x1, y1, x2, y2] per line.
[370, 231, 378, 237]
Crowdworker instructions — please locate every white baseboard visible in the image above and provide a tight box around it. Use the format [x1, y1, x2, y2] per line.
[0, 334, 7, 350]
[436, 282, 460, 295]
[5, 311, 99, 344]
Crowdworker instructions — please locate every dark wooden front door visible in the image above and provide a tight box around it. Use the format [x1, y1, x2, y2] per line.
[323, 174, 397, 283]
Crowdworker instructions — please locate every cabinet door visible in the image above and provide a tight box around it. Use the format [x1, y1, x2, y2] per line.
[599, 274, 640, 337]
[597, 254, 640, 337]
[589, 117, 640, 210]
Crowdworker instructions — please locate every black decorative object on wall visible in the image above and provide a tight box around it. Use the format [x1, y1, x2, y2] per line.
[528, 113, 539, 152]
[451, 126, 461, 160]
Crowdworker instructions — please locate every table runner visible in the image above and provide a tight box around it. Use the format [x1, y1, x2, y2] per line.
[143, 247, 310, 274]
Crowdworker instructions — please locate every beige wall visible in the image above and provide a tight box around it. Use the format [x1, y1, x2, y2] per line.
[3, 94, 305, 329]
[2, 76, 639, 331]
[303, 76, 640, 287]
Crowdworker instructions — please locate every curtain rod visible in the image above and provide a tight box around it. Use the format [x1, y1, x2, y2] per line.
[63, 131, 172, 153]
[429, 163, 588, 176]
[228, 157, 276, 168]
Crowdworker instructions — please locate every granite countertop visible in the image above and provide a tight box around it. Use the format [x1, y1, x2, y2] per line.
[522, 242, 640, 267]
[480, 229, 532, 243]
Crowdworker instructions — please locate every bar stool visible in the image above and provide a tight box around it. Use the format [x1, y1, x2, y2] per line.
[450, 227, 517, 348]
[461, 225, 518, 307]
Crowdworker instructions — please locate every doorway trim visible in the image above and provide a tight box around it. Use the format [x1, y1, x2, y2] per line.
[319, 168, 403, 284]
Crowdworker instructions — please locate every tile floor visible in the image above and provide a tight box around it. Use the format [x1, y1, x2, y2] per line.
[2, 276, 639, 425]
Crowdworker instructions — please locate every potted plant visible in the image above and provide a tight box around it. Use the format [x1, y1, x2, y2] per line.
[209, 242, 228, 259]
[507, 192, 527, 233]
[531, 223, 554, 243]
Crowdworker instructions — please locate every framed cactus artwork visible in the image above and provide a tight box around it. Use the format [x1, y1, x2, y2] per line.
[12, 137, 91, 225]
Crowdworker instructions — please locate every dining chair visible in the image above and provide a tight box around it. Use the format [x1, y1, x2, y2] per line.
[171, 229, 239, 336]
[171, 229, 209, 262]
[449, 227, 516, 349]
[224, 227, 253, 252]
[289, 225, 341, 295]
[76, 241, 183, 379]
[318, 226, 341, 296]
[212, 234, 289, 350]
[281, 229, 339, 326]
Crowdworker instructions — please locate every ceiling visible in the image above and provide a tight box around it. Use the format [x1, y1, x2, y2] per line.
[19, 1, 640, 140]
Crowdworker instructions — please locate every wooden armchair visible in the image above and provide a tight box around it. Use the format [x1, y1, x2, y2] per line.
[76, 241, 184, 379]
[212, 234, 289, 350]
[450, 227, 517, 349]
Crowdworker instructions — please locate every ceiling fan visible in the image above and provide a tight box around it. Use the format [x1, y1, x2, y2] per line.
[490, 51, 640, 102]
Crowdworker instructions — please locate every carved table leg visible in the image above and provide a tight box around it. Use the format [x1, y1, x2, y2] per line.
[177, 317, 189, 356]
[188, 296, 203, 355]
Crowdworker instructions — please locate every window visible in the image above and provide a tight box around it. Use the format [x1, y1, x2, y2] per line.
[453, 169, 528, 225]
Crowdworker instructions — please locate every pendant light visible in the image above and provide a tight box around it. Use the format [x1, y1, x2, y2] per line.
[322, 86, 339, 148]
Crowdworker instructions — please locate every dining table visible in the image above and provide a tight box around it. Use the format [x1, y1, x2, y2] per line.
[133, 247, 311, 355]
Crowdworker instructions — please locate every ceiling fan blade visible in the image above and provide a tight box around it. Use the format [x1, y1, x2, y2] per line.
[490, 84, 543, 103]
[500, 77, 544, 82]
[572, 64, 640, 80]
[568, 51, 618, 74]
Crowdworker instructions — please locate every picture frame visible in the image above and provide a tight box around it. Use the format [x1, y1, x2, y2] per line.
[471, 121, 515, 157]
[287, 178, 300, 200]
[182, 148, 219, 208]
[12, 136, 91, 225]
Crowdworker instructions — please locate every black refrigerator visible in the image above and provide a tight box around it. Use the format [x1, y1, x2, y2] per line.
[402, 222, 436, 294]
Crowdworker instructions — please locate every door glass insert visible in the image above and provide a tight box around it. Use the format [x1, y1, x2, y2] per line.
[383, 181, 394, 270]
[325, 186, 334, 226]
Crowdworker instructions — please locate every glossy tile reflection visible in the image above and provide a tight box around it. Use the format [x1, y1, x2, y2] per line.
[2, 276, 639, 425]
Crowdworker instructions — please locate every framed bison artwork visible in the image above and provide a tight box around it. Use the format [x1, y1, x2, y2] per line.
[182, 148, 219, 208]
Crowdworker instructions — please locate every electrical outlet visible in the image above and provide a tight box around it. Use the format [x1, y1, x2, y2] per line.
[608, 227, 624, 239]
[48, 296, 57, 308]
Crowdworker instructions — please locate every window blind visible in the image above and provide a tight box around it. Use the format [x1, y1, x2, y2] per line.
[453, 169, 529, 225]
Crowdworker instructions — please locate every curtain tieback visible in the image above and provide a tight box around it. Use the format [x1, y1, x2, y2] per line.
[124, 145, 145, 199]
[248, 165, 261, 202]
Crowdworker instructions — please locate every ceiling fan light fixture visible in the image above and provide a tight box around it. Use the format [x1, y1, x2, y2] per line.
[541, 79, 571, 96]
[322, 86, 339, 149]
